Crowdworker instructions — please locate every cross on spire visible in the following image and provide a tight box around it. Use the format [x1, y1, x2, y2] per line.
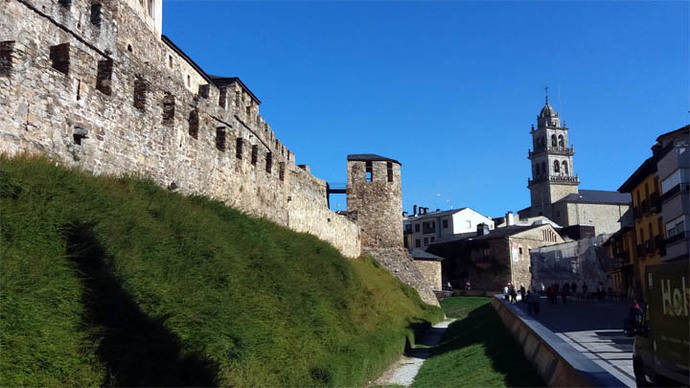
[545, 86, 549, 105]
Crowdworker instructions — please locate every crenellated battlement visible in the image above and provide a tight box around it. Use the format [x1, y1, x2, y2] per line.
[0, 0, 358, 257]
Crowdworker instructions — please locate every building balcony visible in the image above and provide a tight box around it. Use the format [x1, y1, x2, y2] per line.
[528, 145, 575, 159]
[528, 174, 580, 187]
[665, 231, 686, 246]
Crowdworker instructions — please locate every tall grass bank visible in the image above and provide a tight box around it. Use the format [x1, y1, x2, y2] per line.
[0, 157, 442, 387]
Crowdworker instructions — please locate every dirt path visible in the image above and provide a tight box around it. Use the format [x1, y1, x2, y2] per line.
[371, 319, 454, 387]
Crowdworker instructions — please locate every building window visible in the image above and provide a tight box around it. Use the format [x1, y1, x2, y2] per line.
[415, 239, 421, 248]
[279, 162, 285, 181]
[219, 87, 227, 109]
[168, 54, 173, 69]
[553, 160, 560, 174]
[558, 135, 564, 148]
[365, 161, 373, 182]
[0, 41, 14, 78]
[186, 74, 191, 87]
[519, 247, 523, 255]
[414, 223, 420, 233]
[49, 43, 70, 75]
[265, 152, 273, 173]
[423, 237, 429, 246]
[551, 134, 557, 147]
[466, 221, 471, 229]
[251, 145, 258, 166]
[162, 92, 175, 125]
[387, 162, 393, 182]
[235, 137, 243, 159]
[133, 77, 148, 111]
[95, 59, 113, 95]
[443, 219, 448, 229]
[216, 128, 226, 152]
[430, 237, 435, 242]
[562, 161, 568, 175]
[90, 3, 102, 26]
[188, 110, 199, 139]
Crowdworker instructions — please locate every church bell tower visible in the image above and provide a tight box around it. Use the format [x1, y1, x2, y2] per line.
[527, 91, 579, 217]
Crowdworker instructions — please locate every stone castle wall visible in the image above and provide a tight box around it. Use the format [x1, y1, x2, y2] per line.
[0, 0, 360, 257]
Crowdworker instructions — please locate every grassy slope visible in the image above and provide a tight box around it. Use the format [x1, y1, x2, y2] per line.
[412, 297, 544, 388]
[0, 157, 442, 387]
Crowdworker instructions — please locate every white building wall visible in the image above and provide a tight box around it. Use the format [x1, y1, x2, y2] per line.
[451, 208, 495, 234]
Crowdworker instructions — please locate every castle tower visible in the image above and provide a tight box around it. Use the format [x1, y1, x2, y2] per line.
[527, 93, 579, 217]
[347, 154, 403, 248]
[125, 0, 163, 37]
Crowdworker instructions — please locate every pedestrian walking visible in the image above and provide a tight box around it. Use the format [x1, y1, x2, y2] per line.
[519, 284, 526, 302]
[509, 283, 517, 304]
[504, 284, 510, 301]
[465, 280, 471, 291]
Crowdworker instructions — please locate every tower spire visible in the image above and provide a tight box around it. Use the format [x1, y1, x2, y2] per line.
[545, 86, 549, 105]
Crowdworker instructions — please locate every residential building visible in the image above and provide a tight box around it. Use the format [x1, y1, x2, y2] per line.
[403, 207, 494, 249]
[656, 126, 690, 261]
[619, 156, 665, 296]
[519, 96, 631, 235]
[427, 224, 564, 292]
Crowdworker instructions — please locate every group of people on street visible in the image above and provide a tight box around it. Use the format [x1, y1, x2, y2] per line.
[503, 282, 540, 314]
[538, 280, 614, 303]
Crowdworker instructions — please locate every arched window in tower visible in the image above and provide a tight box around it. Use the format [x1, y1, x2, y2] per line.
[553, 160, 560, 174]
[562, 161, 568, 175]
[558, 135, 564, 148]
[551, 135, 557, 147]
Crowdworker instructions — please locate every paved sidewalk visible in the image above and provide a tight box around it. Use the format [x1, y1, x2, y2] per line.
[515, 298, 635, 387]
[372, 319, 454, 387]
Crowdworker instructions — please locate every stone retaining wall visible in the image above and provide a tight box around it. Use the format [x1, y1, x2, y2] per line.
[491, 296, 623, 387]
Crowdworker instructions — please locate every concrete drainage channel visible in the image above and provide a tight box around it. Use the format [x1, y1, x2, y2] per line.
[371, 319, 455, 387]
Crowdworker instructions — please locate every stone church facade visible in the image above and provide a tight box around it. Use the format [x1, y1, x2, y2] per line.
[519, 97, 630, 235]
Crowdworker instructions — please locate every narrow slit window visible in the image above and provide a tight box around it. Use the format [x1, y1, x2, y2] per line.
[90, 3, 102, 26]
[188, 110, 199, 139]
[133, 77, 147, 111]
[0, 41, 14, 78]
[59, 0, 71, 7]
[365, 161, 373, 182]
[95, 59, 112, 95]
[218, 87, 227, 109]
[162, 92, 175, 125]
[235, 137, 243, 159]
[265, 152, 273, 173]
[279, 162, 285, 181]
[387, 162, 393, 182]
[251, 145, 258, 166]
[49, 43, 70, 75]
[198, 84, 209, 98]
[216, 128, 226, 151]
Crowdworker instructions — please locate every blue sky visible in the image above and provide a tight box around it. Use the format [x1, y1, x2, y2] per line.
[163, 1, 689, 216]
